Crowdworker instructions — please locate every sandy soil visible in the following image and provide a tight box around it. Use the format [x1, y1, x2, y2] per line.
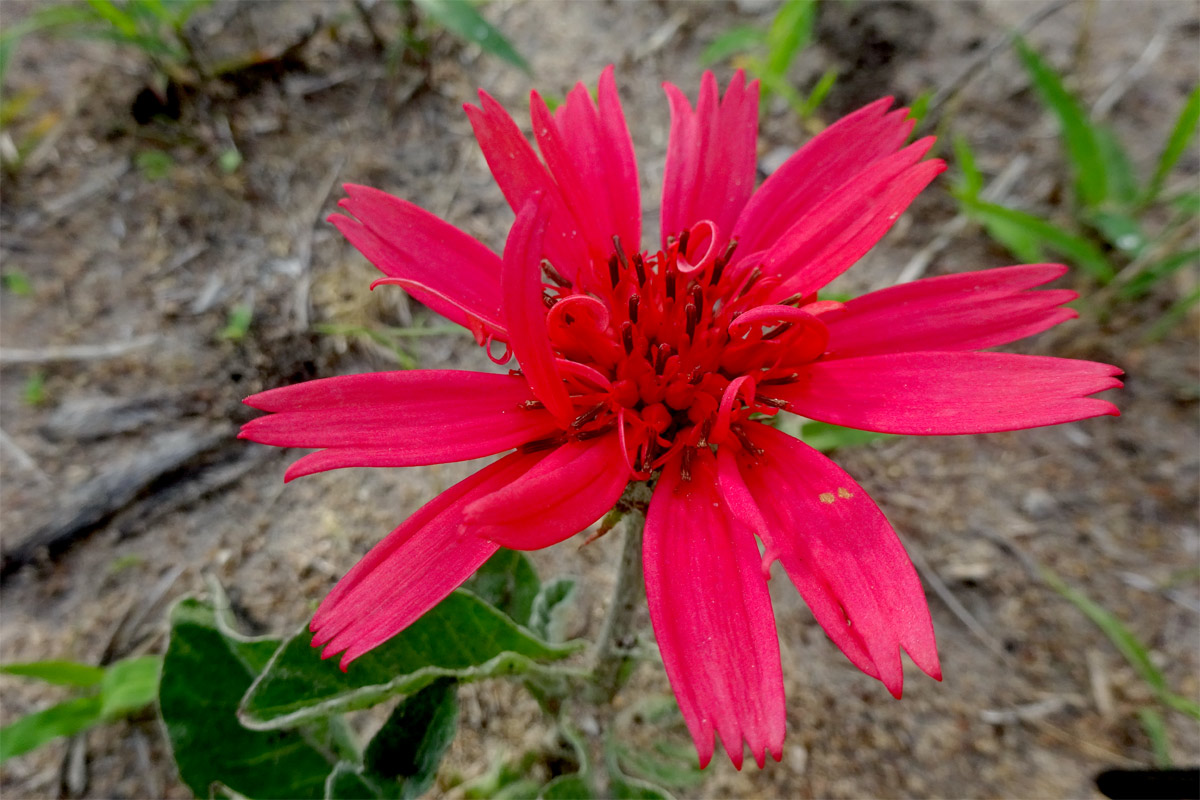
[1, 1, 1197, 798]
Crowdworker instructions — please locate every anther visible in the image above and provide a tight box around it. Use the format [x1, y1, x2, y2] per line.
[653, 343, 671, 374]
[677, 229, 690, 256]
[758, 374, 798, 386]
[731, 424, 764, 456]
[761, 321, 792, 340]
[612, 236, 630, 272]
[754, 393, 788, 409]
[628, 294, 640, 325]
[685, 303, 699, 339]
[621, 321, 634, 355]
[577, 421, 617, 440]
[688, 366, 703, 384]
[542, 290, 558, 309]
[689, 283, 703, 309]
[680, 446, 695, 482]
[710, 238, 737, 286]
[571, 402, 607, 429]
[541, 259, 571, 288]
[607, 254, 620, 287]
[522, 434, 567, 453]
[737, 267, 762, 299]
[632, 252, 646, 285]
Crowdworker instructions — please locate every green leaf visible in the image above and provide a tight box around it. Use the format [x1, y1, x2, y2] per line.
[219, 303, 253, 341]
[1094, 125, 1139, 208]
[412, 0, 529, 73]
[1087, 210, 1147, 257]
[326, 763, 381, 800]
[1014, 38, 1107, 209]
[798, 68, 837, 120]
[159, 597, 333, 799]
[0, 271, 32, 295]
[952, 134, 984, 200]
[1145, 84, 1200, 206]
[461, 549, 540, 624]
[958, 197, 1115, 283]
[98, 655, 160, 718]
[764, 0, 816, 77]
[0, 696, 103, 763]
[1, 660, 105, 687]
[134, 149, 172, 180]
[528, 578, 575, 642]
[1139, 707, 1173, 768]
[700, 26, 766, 66]
[239, 590, 581, 730]
[23, 371, 47, 407]
[539, 774, 594, 800]
[799, 421, 890, 453]
[906, 88, 934, 127]
[363, 679, 459, 799]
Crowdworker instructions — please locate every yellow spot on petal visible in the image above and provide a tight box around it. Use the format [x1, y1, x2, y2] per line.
[837, 487, 853, 499]
[819, 492, 836, 504]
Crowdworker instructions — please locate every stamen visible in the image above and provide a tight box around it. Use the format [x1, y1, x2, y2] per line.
[710, 238, 737, 286]
[737, 267, 763, 298]
[542, 290, 558, 309]
[761, 321, 792, 340]
[608, 254, 620, 287]
[628, 294, 640, 325]
[689, 283, 703, 310]
[571, 402, 607, 429]
[577, 421, 617, 440]
[677, 228, 690, 256]
[541, 259, 571, 288]
[754, 393, 788, 409]
[758, 374, 798, 386]
[653, 343, 671, 374]
[731, 424, 764, 456]
[522, 434, 567, 453]
[621, 321, 634, 355]
[633, 252, 646, 285]
[685, 303, 699, 339]
[680, 446, 695, 482]
[612, 236, 630, 271]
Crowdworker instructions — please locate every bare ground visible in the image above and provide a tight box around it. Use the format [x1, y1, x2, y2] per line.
[1, 1, 1198, 798]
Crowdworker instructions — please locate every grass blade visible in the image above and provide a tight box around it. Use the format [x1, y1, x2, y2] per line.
[0, 661, 105, 687]
[959, 197, 1115, 282]
[412, 0, 529, 73]
[1144, 84, 1200, 206]
[700, 25, 765, 66]
[764, 0, 816, 77]
[1014, 38, 1108, 209]
[0, 696, 103, 763]
[1039, 566, 1194, 717]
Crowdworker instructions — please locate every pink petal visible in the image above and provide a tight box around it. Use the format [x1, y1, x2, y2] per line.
[715, 448, 880, 681]
[329, 185, 506, 337]
[502, 199, 575, 424]
[239, 370, 560, 480]
[733, 98, 913, 255]
[310, 450, 547, 668]
[537, 66, 640, 271]
[825, 264, 1078, 358]
[464, 435, 630, 549]
[735, 422, 941, 696]
[761, 140, 944, 300]
[660, 71, 760, 247]
[465, 92, 590, 282]
[644, 448, 785, 769]
[773, 351, 1123, 435]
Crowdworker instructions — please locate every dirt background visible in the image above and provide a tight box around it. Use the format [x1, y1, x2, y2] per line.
[1, 0, 1197, 798]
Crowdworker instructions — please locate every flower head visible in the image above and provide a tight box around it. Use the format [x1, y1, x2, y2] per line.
[240, 68, 1121, 769]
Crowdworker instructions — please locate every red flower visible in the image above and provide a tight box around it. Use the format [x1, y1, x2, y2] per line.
[241, 68, 1121, 769]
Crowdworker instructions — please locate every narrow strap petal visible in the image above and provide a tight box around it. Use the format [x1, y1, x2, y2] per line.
[660, 71, 760, 248]
[772, 351, 1122, 435]
[464, 435, 630, 549]
[240, 370, 559, 479]
[309, 451, 547, 668]
[736, 422, 941, 696]
[824, 264, 1078, 357]
[644, 448, 785, 769]
[733, 97, 912, 255]
[502, 198, 576, 423]
[329, 184, 506, 337]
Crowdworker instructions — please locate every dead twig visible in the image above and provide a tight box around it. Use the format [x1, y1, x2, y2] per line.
[292, 155, 348, 331]
[0, 335, 157, 365]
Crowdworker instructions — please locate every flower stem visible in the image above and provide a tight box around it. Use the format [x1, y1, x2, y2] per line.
[589, 482, 651, 703]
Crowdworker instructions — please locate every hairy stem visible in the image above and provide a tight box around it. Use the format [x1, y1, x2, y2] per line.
[589, 482, 652, 703]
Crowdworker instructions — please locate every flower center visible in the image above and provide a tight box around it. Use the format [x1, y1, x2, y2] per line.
[517, 222, 836, 477]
